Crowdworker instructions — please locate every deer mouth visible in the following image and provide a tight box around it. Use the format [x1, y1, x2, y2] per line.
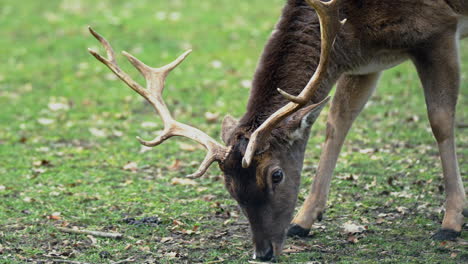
[254, 243, 274, 262]
[253, 239, 284, 262]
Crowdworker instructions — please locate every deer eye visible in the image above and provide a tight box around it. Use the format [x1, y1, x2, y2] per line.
[271, 169, 284, 184]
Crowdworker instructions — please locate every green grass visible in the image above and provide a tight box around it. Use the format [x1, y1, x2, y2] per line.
[0, 0, 467, 263]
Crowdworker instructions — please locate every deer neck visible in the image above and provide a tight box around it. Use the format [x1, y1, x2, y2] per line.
[239, 1, 344, 131]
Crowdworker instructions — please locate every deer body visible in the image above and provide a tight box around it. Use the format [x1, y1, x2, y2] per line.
[89, 0, 466, 261]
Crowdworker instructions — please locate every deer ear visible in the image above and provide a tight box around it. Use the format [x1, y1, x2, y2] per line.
[221, 115, 239, 144]
[285, 97, 330, 141]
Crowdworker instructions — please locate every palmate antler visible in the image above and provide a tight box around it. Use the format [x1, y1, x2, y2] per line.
[242, 0, 346, 168]
[88, 27, 230, 178]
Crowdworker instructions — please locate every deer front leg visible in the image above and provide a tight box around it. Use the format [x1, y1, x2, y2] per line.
[288, 72, 381, 237]
[412, 32, 466, 240]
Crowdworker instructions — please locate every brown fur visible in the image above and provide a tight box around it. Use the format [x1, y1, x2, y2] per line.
[220, 0, 467, 260]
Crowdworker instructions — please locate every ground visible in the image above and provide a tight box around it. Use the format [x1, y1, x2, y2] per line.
[0, 0, 467, 263]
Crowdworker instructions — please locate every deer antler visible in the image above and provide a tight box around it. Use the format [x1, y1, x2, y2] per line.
[88, 27, 230, 178]
[277, 0, 346, 104]
[242, 0, 345, 168]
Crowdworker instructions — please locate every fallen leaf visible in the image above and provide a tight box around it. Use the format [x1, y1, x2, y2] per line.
[38, 118, 55, 125]
[140, 145, 153, 153]
[342, 221, 366, 234]
[139, 246, 150, 252]
[364, 176, 377, 190]
[141, 122, 158, 128]
[49, 191, 60, 197]
[33, 159, 52, 167]
[89, 128, 106, 138]
[112, 130, 123, 137]
[160, 237, 173, 243]
[347, 235, 359, 244]
[204, 112, 219, 123]
[210, 60, 223, 69]
[48, 102, 69, 111]
[359, 148, 375, 154]
[283, 244, 308, 253]
[241, 79, 252, 89]
[178, 142, 197, 152]
[87, 235, 97, 245]
[47, 212, 61, 220]
[172, 219, 184, 226]
[168, 160, 182, 171]
[164, 252, 178, 258]
[23, 197, 34, 203]
[396, 206, 408, 214]
[202, 194, 216, 201]
[171, 178, 198, 186]
[123, 162, 138, 172]
[375, 218, 385, 224]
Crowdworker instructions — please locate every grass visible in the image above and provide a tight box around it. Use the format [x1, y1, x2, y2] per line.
[0, 0, 467, 263]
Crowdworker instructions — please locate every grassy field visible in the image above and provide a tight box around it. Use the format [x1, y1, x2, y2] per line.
[0, 0, 467, 263]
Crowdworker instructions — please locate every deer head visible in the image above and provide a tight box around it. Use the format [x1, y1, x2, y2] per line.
[88, 0, 345, 260]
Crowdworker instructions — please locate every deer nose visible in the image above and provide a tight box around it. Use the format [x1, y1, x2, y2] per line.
[255, 246, 274, 262]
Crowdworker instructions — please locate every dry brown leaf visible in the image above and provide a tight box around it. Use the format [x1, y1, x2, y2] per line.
[33, 160, 52, 167]
[124, 244, 133, 250]
[347, 235, 359, 244]
[160, 237, 173, 243]
[139, 246, 150, 252]
[375, 217, 385, 224]
[168, 159, 182, 171]
[202, 194, 216, 201]
[47, 212, 61, 221]
[172, 219, 184, 226]
[123, 161, 138, 172]
[171, 177, 197, 186]
[87, 235, 97, 245]
[396, 206, 408, 214]
[164, 252, 178, 258]
[283, 244, 308, 253]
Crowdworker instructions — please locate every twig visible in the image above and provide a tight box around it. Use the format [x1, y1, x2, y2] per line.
[206, 259, 225, 264]
[56, 227, 123, 239]
[457, 123, 468, 129]
[111, 258, 135, 264]
[32, 259, 91, 264]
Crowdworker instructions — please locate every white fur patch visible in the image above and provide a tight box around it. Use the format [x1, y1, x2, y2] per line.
[348, 52, 408, 75]
[289, 117, 310, 143]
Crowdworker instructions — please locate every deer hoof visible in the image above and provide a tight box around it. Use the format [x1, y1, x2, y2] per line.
[287, 224, 310, 237]
[431, 229, 461, 241]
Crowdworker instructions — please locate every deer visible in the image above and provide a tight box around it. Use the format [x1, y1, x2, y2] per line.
[88, 0, 468, 261]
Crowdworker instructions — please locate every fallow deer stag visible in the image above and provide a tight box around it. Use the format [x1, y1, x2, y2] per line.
[89, 0, 467, 261]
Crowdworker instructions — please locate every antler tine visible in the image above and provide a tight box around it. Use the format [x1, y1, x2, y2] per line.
[88, 27, 148, 99]
[241, 96, 330, 168]
[88, 27, 229, 177]
[242, 0, 344, 168]
[277, 0, 346, 104]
